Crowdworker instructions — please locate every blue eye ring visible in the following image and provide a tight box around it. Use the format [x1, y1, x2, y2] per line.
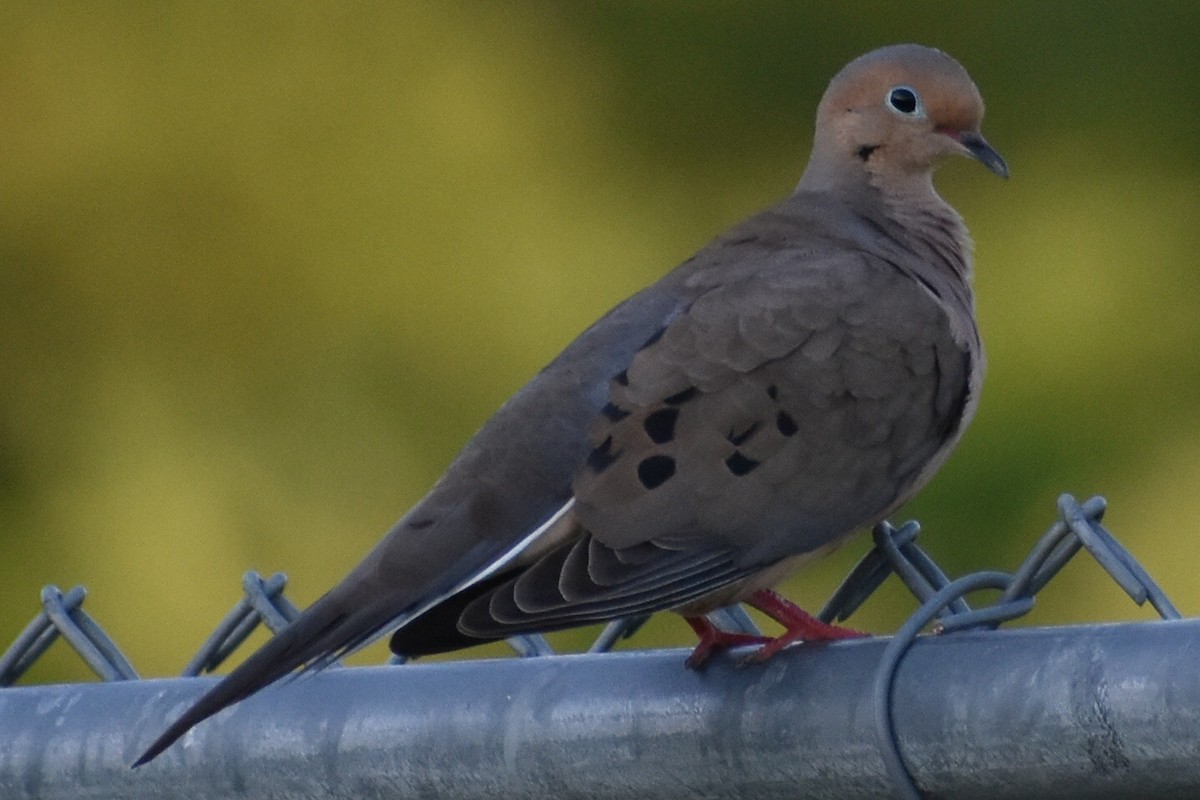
[886, 85, 924, 117]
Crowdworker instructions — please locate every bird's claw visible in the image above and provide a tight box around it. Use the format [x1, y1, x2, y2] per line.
[684, 617, 771, 670]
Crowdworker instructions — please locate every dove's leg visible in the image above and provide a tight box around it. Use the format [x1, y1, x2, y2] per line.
[740, 589, 866, 663]
[682, 616, 771, 670]
[682, 590, 866, 668]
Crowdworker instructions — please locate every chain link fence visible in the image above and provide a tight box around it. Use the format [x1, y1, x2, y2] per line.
[0, 493, 1191, 799]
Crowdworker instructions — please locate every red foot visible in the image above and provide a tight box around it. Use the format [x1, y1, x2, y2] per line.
[683, 616, 771, 670]
[739, 589, 867, 664]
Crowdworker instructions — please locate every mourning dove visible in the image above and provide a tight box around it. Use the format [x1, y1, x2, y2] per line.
[135, 43, 1005, 765]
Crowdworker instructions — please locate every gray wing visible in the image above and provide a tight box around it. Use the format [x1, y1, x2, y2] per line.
[134, 279, 686, 766]
[455, 246, 974, 638]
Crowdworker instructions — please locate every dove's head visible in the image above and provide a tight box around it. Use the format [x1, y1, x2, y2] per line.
[800, 44, 1006, 193]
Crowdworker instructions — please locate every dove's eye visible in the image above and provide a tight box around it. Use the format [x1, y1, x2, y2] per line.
[886, 86, 923, 117]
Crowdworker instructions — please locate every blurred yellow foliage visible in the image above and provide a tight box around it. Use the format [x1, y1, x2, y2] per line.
[1, 3, 1198, 683]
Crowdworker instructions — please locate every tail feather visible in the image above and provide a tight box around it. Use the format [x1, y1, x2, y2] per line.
[132, 592, 392, 767]
[134, 500, 581, 766]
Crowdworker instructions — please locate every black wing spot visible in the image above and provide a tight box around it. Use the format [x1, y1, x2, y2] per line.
[766, 385, 779, 400]
[857, 144, 879, 161]
[664, 387, 698, 405]
[727, 421, 762, 446]
[643, 408, 679, 444]
[637, 455, 676, 489]
[613, 369, 630, 387]
[725, 451, 760, 476]
[640, 326, 667, 349]
[776, 411, 798, 437]
[587, 436, 620, 473]
[408, 518, 436, 530]
[601, 402, 631, 422]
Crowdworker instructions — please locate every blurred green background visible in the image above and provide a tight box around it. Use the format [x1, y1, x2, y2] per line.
[2, 2, 1199, 684]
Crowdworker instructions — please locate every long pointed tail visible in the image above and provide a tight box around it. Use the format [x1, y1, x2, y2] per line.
[133, 590, 392, 767]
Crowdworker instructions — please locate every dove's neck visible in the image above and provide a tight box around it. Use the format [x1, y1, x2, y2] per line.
[799, 163, 974, 281]
[877, 174, 974, 285]
[872, 175, 980, 353]
[800, 159, 971, 266]
[800, 168, 979, 350]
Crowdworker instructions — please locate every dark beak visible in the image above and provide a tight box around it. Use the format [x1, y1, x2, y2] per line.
[958, 132, 1009, 179]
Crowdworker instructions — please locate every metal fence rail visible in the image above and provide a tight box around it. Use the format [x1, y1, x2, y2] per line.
[2, 620, 1198, 800]
[0, 494, 1191, 799]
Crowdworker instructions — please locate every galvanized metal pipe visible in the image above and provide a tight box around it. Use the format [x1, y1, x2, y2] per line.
[0, 619, 1196, 800]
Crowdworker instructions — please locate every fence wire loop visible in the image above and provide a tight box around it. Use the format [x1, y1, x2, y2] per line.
[0, 584, 137, 686]
[867, 493, 1180, 800]
[181, 571, 303, 676]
